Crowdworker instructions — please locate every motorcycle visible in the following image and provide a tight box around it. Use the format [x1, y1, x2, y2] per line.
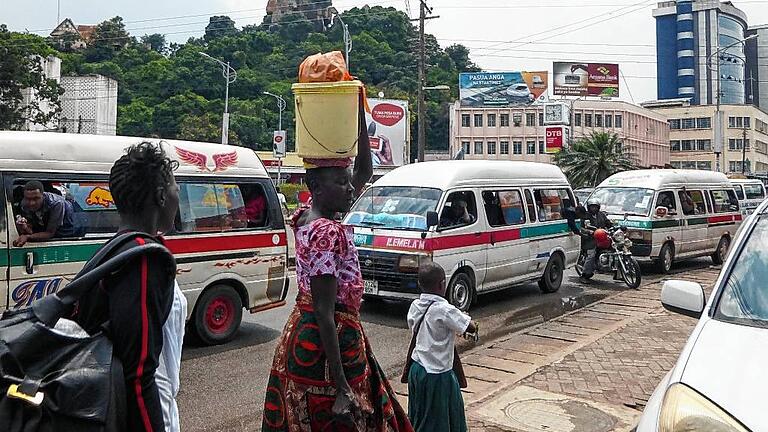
[575, 225, 642, 289]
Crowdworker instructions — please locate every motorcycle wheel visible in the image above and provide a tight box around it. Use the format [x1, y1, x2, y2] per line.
[575, 251, 585, 276]
[621, 256, 642, 289]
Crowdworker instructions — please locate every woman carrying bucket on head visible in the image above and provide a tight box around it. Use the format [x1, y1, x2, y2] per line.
[261, 53, 413, 432]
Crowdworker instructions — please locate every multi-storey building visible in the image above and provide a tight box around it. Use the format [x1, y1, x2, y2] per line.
[449, 100, 670, 168]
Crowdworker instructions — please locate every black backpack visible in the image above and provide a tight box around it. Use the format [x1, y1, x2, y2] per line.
[0, 232, 174, 432]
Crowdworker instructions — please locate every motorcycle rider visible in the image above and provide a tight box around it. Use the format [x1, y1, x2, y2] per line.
[579, 198, 613, 282]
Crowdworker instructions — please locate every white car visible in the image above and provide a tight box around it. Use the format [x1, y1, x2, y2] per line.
[636, 200, 768, 432]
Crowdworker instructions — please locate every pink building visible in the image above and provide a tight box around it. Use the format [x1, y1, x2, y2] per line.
[449, 99, 670, 168]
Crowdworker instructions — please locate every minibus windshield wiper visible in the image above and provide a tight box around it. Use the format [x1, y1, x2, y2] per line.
[358, 220, 386, 227]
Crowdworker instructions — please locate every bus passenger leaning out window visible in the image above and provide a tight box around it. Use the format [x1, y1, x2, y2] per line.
[14, 180, 86, 246]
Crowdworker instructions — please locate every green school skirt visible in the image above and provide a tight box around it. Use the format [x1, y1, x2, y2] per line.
[407, 361, 467, 432]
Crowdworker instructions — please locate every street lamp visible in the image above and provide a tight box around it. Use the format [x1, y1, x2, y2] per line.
[418, 85, 451, 162]
[707, 33, 758, 172]
[199, 52, 237, 145]
[326, 7, 352, 69]
[263, 91, 287, 185]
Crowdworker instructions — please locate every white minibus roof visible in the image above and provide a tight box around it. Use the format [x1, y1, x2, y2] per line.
[597, 169, 732, 190]
[729, 178, 764, 187]
[0, 131, 269, 178]
[373, 160, 570, 190]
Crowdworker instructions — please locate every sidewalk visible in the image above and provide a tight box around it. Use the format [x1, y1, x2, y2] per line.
[391, 266, 721, 432]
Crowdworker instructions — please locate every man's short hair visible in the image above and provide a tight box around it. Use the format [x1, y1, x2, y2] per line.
[23, 181, 45, 193]
[418, 261, 445, 292]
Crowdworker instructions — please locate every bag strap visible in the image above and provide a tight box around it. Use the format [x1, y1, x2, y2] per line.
[74, 232, 147, 278]
[32, 237, 173, 327]
[405, 302, 437, 362]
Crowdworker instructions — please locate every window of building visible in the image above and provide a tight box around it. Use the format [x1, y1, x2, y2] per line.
[500, 141, 510, 155]
[482, 190, 526, 227]
[439, 191, 478, 230]
[696, 139, 712, 151]
[461, 141, 471, 154]
[539, 112, 545, 126]
[474, 114, 483, 127]
[526, 113, 536, 126]
[729, 160, 752, 173]
[500, 113, 510, 127]
[526, 140, 536, 154]
[696, 161, 712, 170]
[513, 113, 523, 126]
[539, 141, 545, 155]
[681, 118, 695, 129]
[533, 189, 573, 221]
[744, 117, 751, 128]
[696, 117, 711, 129]
[710, 189, 738, 213]
[670, 161, 683, 169]
[605, 114, 613, 128]
[461, 114, 471, 128]
[487, 141, 497, 155]
[574, 113, 582, 126]
[728, 139, 750, 150]
[474, 141, 484, 155]
[670, 140, 681, 152]
[513, 141, 523, 155]
[584, 113, 593, 127]
[615, 114, 623, 128]
[681, 161, 697, 169]
[595, 114, 603, 127]
[681, 139, 693, 151]
[487, 113, 497, 127]
[669, 119, 681, 129]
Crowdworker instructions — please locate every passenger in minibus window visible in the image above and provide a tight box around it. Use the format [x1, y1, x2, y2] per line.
[13, 180, 85, 246]
[242, 184, 268, 228]
[440, 199, 475, 228]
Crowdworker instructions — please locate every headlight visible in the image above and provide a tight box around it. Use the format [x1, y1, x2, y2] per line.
[659, 384, 748, 432]
[627, 229, 652, 242]
[398, 255, 431, 272]
[613, 231, 626, 242]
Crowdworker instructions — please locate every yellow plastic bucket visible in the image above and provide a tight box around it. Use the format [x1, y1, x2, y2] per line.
[292, 80, 362, 160]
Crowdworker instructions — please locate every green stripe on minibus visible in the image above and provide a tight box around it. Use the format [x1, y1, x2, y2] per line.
[9, 243, 101, 267]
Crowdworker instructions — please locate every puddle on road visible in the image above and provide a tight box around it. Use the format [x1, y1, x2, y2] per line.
[502, 293, 609, 335]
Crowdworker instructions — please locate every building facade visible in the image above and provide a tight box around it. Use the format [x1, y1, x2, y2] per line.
[645, 100, 768, 174]
[449, 100, 670, 168]
[654, 0, 749, 105]
[22, 56, 61, 132]
[60, 75, 118, 136]
[746, 24, 768, 109]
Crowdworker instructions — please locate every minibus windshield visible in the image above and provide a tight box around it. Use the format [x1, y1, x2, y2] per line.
[590, 187, 656, 216]
[346, 186, 442, 231]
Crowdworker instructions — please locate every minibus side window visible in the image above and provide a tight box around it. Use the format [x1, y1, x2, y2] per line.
[10, 179, 120, 242]
[679, 190, 706, 215]
[175, 182, 271, 233]
[533, 189, 570, 222]
[656, 191, 677, 214]
[482, 190, 526, 227]
[439, 191, 477, 230]
[710, 189, 739, 213]
[734, 185, 745, 201]
[524, 190, 537, 222]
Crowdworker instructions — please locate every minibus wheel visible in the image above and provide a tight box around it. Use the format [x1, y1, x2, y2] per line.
[538, 254, 564, 293]
[711, 236, 730, 265]
[448, 272, 474, 312]
[194, 284, 243, 345]
[655, 243, 674, 274]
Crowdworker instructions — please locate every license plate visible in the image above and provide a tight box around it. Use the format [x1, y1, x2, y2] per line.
[364, 280, 379, 295]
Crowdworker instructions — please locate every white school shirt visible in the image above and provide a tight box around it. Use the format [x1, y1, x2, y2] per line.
[155, 280, 187, 432]
[407, 293, 471, 374]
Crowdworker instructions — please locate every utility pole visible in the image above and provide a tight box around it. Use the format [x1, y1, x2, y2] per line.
[417, 0, 427, 163]
[743, 71, 756, 174]
[199, 52, 237, 145]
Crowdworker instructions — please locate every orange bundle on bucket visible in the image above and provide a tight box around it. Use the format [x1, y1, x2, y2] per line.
[293, 51, 369, 169]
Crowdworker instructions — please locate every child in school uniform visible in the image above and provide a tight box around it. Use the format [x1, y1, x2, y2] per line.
[406, 262, 478, 432]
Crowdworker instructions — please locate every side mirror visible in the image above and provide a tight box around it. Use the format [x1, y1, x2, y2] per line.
[426, 211, 439, 228]
[661, 280, 706, 319]
[655, 206, 668, 218]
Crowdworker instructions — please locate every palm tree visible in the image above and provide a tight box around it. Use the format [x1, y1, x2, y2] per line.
[553, 131, 638, 188]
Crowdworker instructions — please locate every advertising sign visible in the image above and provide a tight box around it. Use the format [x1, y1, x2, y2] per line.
[459, 71, 549, 107]
[553, 62, 619, 98]
[365, 98, 409, 167]
[545, 126, 566, 154]
[273, 130, 286, 158]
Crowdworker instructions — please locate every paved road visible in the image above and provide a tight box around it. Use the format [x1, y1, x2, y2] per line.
[177, 259, 711, 432]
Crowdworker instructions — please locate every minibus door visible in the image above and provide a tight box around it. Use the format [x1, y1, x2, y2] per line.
[1, 174, 8, 311]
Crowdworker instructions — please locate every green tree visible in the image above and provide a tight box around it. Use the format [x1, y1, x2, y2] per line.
[140, 34, 167, 54]
[84, 17, 133, 62]
[178, 112, 239, 144]
[0, 26, 63, 130]
[553, 132, 638, 188]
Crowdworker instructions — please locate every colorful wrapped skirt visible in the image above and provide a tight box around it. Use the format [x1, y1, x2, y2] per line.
[261, 296, 413, 432]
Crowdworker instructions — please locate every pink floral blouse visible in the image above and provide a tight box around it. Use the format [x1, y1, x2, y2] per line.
[293, 216, 364, 311]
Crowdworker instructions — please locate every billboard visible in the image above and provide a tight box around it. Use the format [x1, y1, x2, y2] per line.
[545, 126, 569, 154]
[553, 62, 619, 98]
[459, 72, 548, 107]
[365, 98, 409, 167]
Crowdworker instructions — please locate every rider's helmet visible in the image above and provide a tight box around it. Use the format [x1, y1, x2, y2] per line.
[586, 197, 601, 210]
[593, 228, 612, 249]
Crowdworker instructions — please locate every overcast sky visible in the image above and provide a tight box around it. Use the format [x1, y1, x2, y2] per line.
[4, 0, 768, 103]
